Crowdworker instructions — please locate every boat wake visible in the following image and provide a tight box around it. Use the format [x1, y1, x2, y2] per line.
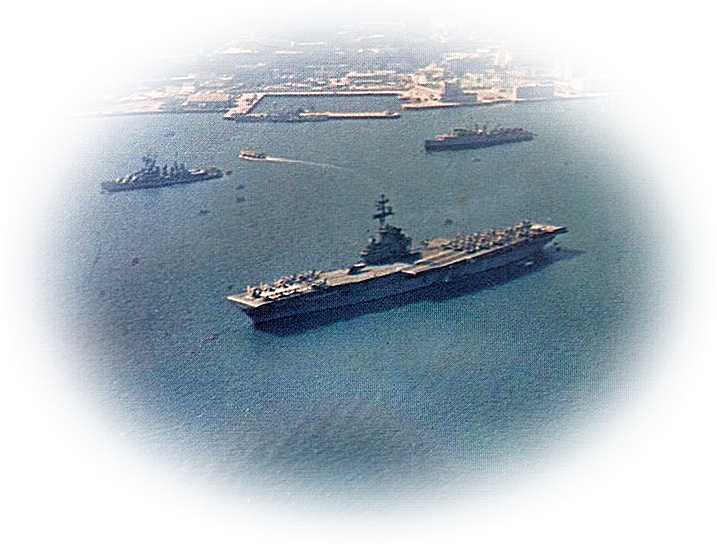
[264, 156, 345, 170]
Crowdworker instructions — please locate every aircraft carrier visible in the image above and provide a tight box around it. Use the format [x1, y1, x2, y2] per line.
[228, 196, 567, 324]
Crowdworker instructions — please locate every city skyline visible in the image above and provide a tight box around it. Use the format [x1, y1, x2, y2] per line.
[0, 0, 715, 123]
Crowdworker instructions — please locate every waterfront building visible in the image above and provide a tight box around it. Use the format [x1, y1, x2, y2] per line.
[344, 70, 401, 88]
[510, 84, 555, 101]
[620, 19, 647, 61]
[442, 52, 496, 75]
[673, 17, 716, 75]
[631, 44, 660, 82]
[440, 80, 476, 103]
[413, 64, 445, 84]
[183, 91, 232, 109]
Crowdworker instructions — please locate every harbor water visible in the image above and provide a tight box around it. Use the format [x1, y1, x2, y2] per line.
[39, 97, 667, 507]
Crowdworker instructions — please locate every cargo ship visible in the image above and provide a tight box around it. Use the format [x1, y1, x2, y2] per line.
[424, 125, 534, 151]
[101, 156, 223, 192]
[228, 196, 567, 323]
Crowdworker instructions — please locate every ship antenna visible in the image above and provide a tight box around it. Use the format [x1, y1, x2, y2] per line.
[373, 194, 394, 228]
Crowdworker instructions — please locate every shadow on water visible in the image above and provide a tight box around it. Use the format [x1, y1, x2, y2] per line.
[253, 247, 583, 336]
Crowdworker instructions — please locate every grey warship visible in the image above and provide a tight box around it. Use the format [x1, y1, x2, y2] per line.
[101, 155, 223, 192]
[228, 196, 567, 323]
[424, 125, 534, 151]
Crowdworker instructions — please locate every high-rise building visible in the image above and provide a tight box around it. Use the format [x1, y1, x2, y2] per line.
[647, 11, 682, 69]
[673, 17, 717, 74]
[621, 19, 647, 61]
[632, 44, 660, 82]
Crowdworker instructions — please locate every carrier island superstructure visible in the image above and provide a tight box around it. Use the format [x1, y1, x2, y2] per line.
[228, 196, 567, 323]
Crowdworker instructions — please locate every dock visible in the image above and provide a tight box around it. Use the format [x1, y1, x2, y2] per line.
[224, 92, 266, 118]
[302, 111, 400, 120]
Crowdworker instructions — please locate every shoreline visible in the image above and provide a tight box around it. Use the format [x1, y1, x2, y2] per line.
[0, 101, 227, 123]
[0, 87, 714, 124]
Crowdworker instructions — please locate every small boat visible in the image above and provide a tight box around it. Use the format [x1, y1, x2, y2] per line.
[239, 149, 267, 160]
[630, 520, 657, 534]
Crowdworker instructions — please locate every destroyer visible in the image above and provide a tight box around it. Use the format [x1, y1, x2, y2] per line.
[102, 156, 223, 192]
[228, 196, 566, 323]
[425, 125, 534, 151]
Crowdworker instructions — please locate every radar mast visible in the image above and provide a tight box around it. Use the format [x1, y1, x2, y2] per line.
[373, 194, 394, 228]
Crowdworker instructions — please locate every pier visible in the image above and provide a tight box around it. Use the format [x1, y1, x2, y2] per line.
[303, 111, 400, 120]
[223, 92, 266, 118]
[224, 90, 402, 120]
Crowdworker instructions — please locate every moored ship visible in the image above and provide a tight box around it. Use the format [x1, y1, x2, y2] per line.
[228, 196, 567, 323]
[228, 108, 329, 123]
[102, 156, 223, 192]
[425, 125, 534, 151]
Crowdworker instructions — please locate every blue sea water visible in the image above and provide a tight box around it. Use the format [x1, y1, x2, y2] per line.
[41, 97, 662, 505]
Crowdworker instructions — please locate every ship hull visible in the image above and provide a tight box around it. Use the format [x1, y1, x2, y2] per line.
[233, 236, 555, 323]
[425, 134, 533, 151]
[101, 169, 223, 192]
